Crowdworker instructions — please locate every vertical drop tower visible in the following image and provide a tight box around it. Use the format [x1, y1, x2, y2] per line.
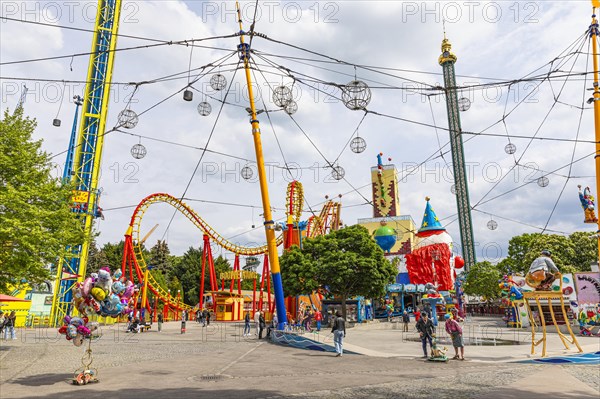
[438, 36, 476, 270]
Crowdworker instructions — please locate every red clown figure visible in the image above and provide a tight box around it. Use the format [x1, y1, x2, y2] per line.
[405, 197, 454, 291]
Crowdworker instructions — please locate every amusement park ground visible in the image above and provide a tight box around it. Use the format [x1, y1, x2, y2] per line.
[1, 317, 598, 399]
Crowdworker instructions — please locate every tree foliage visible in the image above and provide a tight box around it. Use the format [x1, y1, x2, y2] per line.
[149, 240, 172, 274]
[281, 225, 396, 317]
[498, 232, 592, 276]
[463, 261, 502, 300]
[0, 108, 84, 292]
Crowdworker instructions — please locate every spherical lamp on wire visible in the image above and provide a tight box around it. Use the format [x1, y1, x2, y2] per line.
[331, 165, 345, 180]
[350, 136, 367, 153]
[342, 80, 371, 110]
[457, 97, 471, 112]
[210, 74, 227, 91]
[118, 109, 138, 129]
[537, 176, 549, 187]
[131, 143, 147, 159]
[197, 101, 212, 116]
[487, 219, 498, 230]
[284, 100, 298, 115]
[241, 166, 253, 180]
[272, 85, 293, 107]
[450, 184, 456, 195]
[505, 143, 517, 155]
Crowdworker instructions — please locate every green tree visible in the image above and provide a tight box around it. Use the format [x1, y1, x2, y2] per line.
[281, 225, 396, 319]
[98, 241, 125, 271]
[499, 233, 591, 276]
[280, 245, 321, 297]
[0, 108, 84, 292]
[463, 261, 502, 300]
[567, 232, 596, 272]
[170, 246, 201, 305]
[150, 269, 168, 291]
[167, 275, 183, 303]
[523, 234, 577, 275]
[86, 239, 107, 275]
[149, 240, 172, 274]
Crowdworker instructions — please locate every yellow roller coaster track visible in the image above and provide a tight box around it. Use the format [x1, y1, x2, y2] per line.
[126, 193, 285, 310]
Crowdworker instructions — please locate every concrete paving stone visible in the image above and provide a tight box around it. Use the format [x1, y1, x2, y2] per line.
[0, 318, 598, 398]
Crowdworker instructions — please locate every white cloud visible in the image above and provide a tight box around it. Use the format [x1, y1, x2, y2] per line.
[2, 0, 596, 263]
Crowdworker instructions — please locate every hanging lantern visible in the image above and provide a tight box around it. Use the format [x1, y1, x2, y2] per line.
[52, 119, 61, 127]
[183, 89, 193, 101]
[342, 80, 371, 110]
[284, 100, 298, 115]
[505, 143, 517, 154]
[487, 219, 498, 230]
[450, 184, 456, 195]
[272, 86, 292, 107]
[350, 136, 366, 153]
[537, 176, 549, 187]
[457, 97, 471, 112]
[210, 74, 227, 91]
[118, 109, 138, 129]
[131, 143, 147, 159]
[241, 166, 253, 180]
[331, 166, 345, 180]
[197, 102, 212, 116]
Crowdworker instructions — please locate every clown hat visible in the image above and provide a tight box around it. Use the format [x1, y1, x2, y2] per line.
[418, 197, 446, 233]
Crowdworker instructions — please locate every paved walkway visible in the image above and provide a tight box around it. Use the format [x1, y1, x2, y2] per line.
[0, 318, 598, 398]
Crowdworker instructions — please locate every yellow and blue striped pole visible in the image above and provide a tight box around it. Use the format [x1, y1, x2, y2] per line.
[591, 1, 600, 264]
[236, 2, 287, 328]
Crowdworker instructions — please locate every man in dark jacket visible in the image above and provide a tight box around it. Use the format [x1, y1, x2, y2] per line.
[331, 310, 346, 357]
[258, 313, 266, 339]
[415, 313, 435, 358]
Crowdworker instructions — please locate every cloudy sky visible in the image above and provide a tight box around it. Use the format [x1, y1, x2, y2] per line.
[1, 1, 597, 267]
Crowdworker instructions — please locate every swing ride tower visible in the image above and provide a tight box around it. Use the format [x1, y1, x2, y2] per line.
[236, 1, 288, 328]
[51, 0, 122, 326]
[438, 36, 477, 271]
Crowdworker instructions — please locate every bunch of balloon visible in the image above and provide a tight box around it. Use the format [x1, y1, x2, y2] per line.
[57, 266, 136, 385]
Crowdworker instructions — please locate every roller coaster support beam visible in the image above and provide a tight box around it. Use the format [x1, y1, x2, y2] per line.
[236, 2, 287, 328]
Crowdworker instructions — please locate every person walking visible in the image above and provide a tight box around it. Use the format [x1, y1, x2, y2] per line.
[314, 309, 323, 331]
[157, 312, 163, 332]
[254, 310, 261, 337]
[203, 308, 210, 326]
[414, 308, 421, 323]
[445, 313, 465, 360]
[0, 311, 5, 337]
[331, 310, 346, 357]
[243, 311, 251, 337]
[416, 312, 435, 358]
[3, 311, 16, 340]
[304, 310, 313, 332]
[258, 312, 266, 339]
[402, 310, 410, 332]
